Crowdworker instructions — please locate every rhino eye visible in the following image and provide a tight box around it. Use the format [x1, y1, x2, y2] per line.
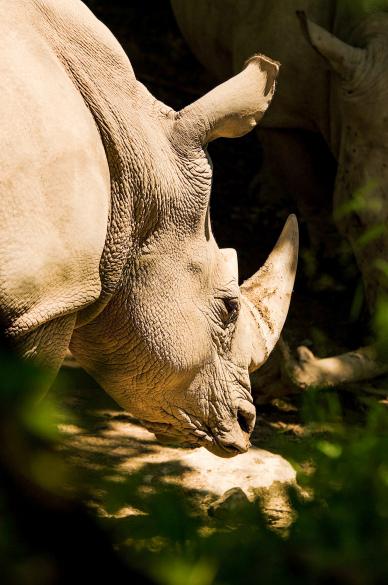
[222, 297, 240, 326]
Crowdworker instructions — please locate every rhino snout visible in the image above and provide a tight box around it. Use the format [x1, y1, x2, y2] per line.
[209, 401, 256, 458]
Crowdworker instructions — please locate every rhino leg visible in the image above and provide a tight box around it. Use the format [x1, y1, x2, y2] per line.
[12, 314, 76, 392]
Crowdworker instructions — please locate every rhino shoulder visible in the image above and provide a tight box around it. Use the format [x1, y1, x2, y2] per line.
[0, 3, 110, 337]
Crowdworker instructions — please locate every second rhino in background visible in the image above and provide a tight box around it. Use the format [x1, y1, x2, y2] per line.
[172, 0, 388, 390]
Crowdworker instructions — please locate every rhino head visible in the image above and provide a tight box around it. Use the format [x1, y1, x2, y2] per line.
[70, 55, 298, 457]
[299, 11, 388, 309]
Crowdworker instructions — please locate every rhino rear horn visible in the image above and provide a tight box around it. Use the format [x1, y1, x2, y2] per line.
[176, 54, 280, 145]
[240, 215, 298, 358]
[296, 11, 366, 81]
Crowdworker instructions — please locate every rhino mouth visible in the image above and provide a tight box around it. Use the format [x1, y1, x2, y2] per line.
[140, 418, 213, 449]
[151, 430, 249, 458]
[207, 439, 250, 458]
[140, 416, 250, 458]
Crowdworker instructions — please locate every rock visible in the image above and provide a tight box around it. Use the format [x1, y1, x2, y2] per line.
[176, 445, 296, 529]
[208, 487, 251, 520]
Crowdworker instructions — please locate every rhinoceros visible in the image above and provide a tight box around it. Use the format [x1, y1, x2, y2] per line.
[0, 0, 298, 456]
[171, 0, 388, 389]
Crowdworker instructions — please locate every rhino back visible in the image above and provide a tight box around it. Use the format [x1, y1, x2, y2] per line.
[0, 1, 111, 335]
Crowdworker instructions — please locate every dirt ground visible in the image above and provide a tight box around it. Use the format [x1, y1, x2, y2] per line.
[51, 363, 380, 533]
[52, 367, 300, 528]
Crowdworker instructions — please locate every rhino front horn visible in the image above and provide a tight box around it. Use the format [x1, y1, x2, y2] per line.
[240, 215, 298, 362]
[296, 10, 366, 81]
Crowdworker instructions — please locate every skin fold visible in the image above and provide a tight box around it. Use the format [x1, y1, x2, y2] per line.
[0, 0, 298, 457]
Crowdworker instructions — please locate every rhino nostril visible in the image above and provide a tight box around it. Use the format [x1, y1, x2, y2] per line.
[215, 427, 252, 456]
[221, 440, 249, 454]
[237, 406, 255, 434]
[213, 405, 255, 456]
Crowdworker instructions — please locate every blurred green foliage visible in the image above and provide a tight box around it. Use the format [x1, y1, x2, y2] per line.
[338, 0, 388, 15]
[95, 392, 388, 585]
[1, 349, 387, 584]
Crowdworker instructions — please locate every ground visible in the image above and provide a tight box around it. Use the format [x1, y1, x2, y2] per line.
[51, 362, 384, 534]
[53, 368, 299, 530]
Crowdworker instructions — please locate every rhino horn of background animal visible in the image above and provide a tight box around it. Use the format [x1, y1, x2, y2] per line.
[240, 215, 298, 367]
[296, 10, 366, 81]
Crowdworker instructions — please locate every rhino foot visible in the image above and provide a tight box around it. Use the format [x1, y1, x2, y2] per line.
[283, 343, 388, 390]
[252, 339, 388, 401]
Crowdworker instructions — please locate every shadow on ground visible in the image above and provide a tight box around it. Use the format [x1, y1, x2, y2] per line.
[51, 367, 298, 535]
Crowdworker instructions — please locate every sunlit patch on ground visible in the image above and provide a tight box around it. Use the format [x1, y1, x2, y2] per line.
[51, 370, 297, 529]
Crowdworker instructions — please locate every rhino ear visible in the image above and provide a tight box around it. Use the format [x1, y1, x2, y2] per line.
[297, 10, 366, 81]
[176, 54, 279, 144]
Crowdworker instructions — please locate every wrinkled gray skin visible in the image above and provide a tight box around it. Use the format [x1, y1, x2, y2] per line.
[0, 0, 298, 456]
[172, 0, 388, 388]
